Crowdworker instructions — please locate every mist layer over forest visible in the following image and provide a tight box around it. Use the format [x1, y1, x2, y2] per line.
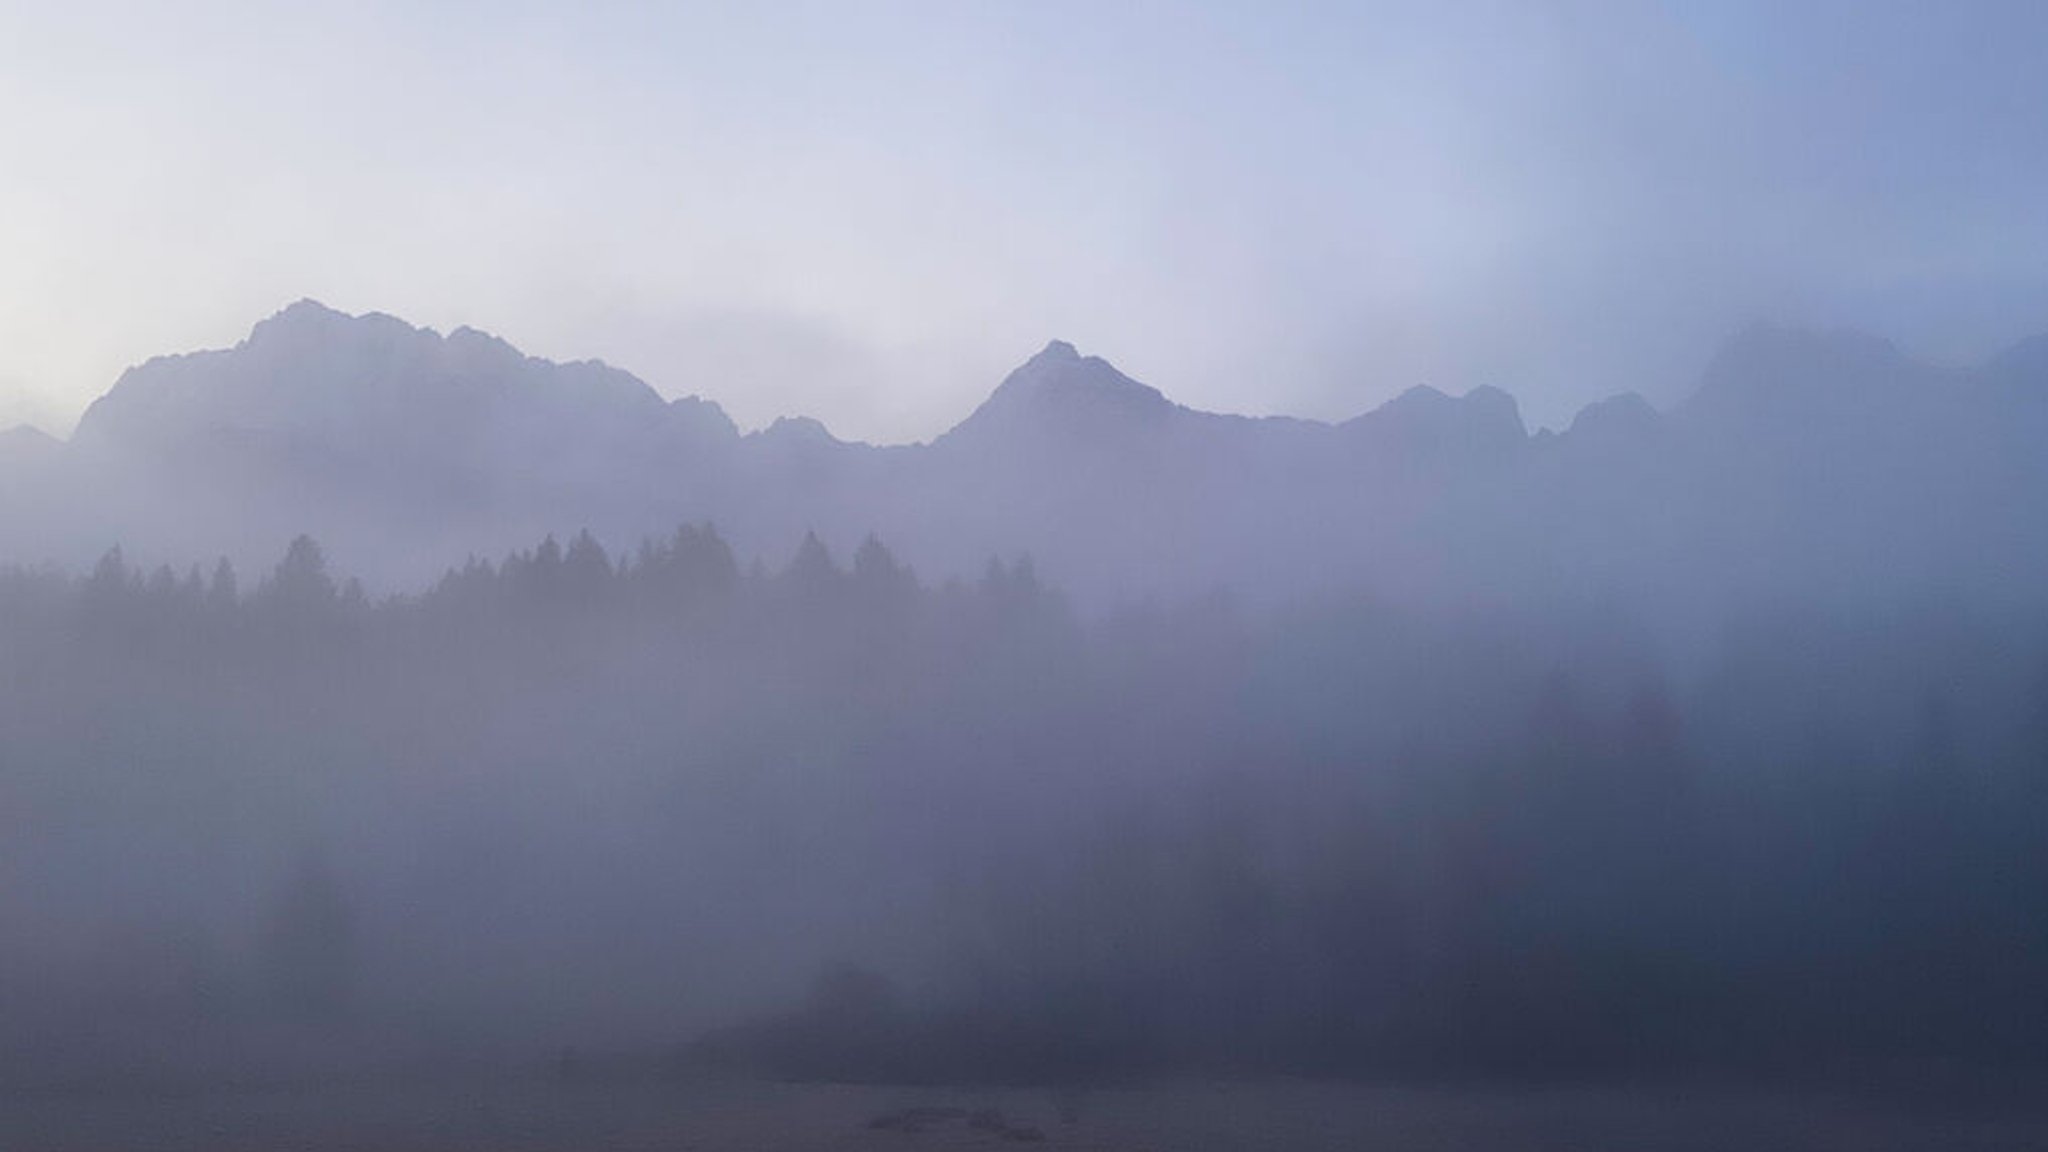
[7, 302, 2048, 622]
[2, 303, 2048, 1099]
[2, 512, 2044, 1091]
[13, 6, 2048, 1144]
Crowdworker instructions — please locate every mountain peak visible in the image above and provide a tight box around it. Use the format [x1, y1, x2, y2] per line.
[0, 423, 59, 452]
[942, 341, 1175, 448]
[1343, 383, 1527, 458]
[1706, 322, 1906, 378]
[1683, 322, 1935, 429]
[0, 424, 62, 477]
[75, 300, 673, 454]
[273, 297, 346, 322]
[245, 298, 409, 349]
[756, 415, 840, 446]
[1566, 391, 1661, 452]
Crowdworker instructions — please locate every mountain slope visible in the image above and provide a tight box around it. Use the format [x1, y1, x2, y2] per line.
[4, 302, 2046, 620]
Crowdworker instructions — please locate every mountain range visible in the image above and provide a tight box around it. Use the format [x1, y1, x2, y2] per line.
[4, 300, 2046, 627]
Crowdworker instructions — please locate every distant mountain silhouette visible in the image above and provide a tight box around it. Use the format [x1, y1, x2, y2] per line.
[0, 424, 60, 467]
[77, 298, 737, 480]
[1342, 383, 1527, 462]
[1684, 324, 1936, 421]
[1566, 391, 1660, 446]
[941, 339, 1179, 451]
[6, 300, 2048, 618]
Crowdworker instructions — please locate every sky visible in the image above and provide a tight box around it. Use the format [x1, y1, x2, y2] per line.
[3, 1, 2047, 441]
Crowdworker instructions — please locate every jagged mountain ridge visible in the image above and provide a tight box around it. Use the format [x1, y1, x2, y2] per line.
[6, 302, 2048, 619]
[76, 300, 738, 485]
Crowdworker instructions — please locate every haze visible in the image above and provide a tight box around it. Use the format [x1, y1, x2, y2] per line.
[6, 6, 2048, 1151]
[7, 2, 2048, 441]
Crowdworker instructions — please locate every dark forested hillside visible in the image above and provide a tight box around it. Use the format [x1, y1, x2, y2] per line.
[4, 527, 2045, 1089]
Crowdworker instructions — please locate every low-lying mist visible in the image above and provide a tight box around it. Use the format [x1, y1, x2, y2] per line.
[3, 524, 2043, 1092]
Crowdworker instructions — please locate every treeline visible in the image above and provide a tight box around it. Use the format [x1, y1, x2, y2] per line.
[0, 527, 2045, 1088]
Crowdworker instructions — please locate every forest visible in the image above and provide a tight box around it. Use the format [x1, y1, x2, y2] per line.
[2, 525, 2044, 1091]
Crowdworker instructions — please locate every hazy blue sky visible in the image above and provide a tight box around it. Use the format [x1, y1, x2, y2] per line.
[3, 1, 2046, 440]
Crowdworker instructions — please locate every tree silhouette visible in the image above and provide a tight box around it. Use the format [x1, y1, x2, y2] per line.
[264, 535, 336, 607]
